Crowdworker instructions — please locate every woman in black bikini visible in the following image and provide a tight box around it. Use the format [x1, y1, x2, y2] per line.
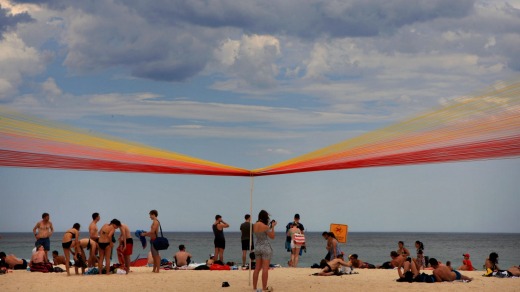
[97, 219, 121, 275]
[61, 223, 80, 276]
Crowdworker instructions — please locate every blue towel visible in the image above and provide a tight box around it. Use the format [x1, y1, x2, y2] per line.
[134, 230, 147, 249]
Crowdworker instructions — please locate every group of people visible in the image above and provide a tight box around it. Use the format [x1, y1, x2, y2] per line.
[2, 210, 519, 292]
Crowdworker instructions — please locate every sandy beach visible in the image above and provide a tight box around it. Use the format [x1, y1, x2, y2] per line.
[1, 267, 518, 292]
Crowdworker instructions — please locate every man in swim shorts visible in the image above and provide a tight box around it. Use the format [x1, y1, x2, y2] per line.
[0, 252, 28, 270]
[117, 222, 133, 274]
[430, 258, 473, 282]
[32, 212, 54, 259]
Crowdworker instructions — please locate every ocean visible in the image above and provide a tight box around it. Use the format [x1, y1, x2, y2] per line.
[1, 232, 519, 269]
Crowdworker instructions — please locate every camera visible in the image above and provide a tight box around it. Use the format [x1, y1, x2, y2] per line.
[269, 220, 276, 227]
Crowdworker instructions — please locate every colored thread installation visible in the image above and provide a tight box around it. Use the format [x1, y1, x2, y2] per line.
[1, 80, 519, 177]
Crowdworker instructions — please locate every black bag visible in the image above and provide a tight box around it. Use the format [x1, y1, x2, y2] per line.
[153, 221, 169, 250]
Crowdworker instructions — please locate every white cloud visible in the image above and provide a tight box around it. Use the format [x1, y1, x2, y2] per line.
[0, 32, 44, 99]
[213, 34, 281, 88]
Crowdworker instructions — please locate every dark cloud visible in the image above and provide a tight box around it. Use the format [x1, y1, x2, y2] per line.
[0, 4, 33, 38]
[12, 0, 476, 38]
[128, 0, 476, 38]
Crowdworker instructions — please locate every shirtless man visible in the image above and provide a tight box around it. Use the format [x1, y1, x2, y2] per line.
[174, 244, 193, 267]
[0, 252, 28, 270]
[141, 210, 160, 273]
[116, 222, 133, 274]
[317, 256, 351, 276]
[52, 250, 68, 266]
[31, 245, 49, 264]
[89, 212, 100, 242]
[32, 212, 54, 259]
[77, 238, 98, 267]
[430, 258, 473, 282]
[379, 251, 407, 269]
[348, 254, 375, 269]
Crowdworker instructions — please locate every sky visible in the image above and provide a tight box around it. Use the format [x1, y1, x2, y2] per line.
[0, 0, 519, 233]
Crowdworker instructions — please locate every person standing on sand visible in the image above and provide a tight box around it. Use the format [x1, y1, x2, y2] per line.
[253, 210, 276, 292]
[77, 238, 98, 267]
[33, 212, 54, 259]
[285, 213, 305, 253]
[288, 223, 302, 267]
[240, 214, 254, 267]
[141, 210, 161, 273]
[89, 213, 100, 242]
[98, 219, 121, 275]
[62, 223, 81, 276]
[116, 222, 133, 274]
[213, 214, 229, 262]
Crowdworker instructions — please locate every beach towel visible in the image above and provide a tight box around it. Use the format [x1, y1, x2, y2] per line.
[134, 230, 147, 249]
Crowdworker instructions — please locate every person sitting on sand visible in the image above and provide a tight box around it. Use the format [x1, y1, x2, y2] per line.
[0, 251, 28, 270]
[174, 244, 192, 267]
[379, 251, 407, 269]
[485, 252, 500, 272]
[317, 256, 351, 276]
[430, 258, 472, 282]
[397, 241, 411, 257]
[348, 254, 375, 269]
[52, 250, 69, 266]
[31, 245, 49, 265]
[458, 253, 475, 271]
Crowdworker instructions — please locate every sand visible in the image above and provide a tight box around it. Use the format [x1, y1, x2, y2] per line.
[1, 267, 518, 291]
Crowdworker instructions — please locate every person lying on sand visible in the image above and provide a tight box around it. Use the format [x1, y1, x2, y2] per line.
[430, 258, 473, 282]
[316, 257, 351, 276]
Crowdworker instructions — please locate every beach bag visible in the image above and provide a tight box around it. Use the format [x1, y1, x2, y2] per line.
[293, 233, 305, 245]
[153, 221, 169, 250]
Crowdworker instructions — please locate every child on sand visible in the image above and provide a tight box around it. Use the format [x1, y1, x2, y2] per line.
[458, 253, 475, 271]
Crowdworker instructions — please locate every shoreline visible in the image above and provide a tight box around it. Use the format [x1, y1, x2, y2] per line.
[1, 268, 518, 292]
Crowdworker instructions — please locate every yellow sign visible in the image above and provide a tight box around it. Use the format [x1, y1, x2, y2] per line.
[330, 224, 348, 243]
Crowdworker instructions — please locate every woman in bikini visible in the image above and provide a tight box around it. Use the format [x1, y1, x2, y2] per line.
[61, 223, 80, 276]
[98, 219, 121, 275]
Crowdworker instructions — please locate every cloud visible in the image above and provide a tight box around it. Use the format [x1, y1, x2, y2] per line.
[213, 34, 281, 88]
[0, 32, 44, 99]
[0, 2, 33, 39]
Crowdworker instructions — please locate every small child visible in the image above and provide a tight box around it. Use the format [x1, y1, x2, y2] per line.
[458, 253, 475, 271]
